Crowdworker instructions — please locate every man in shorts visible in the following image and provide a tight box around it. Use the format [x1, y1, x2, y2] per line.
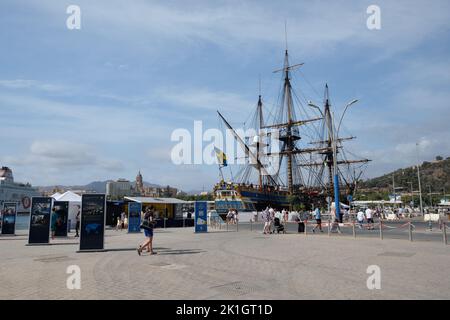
[365, 207, 374, 230]
[312, 206, 323, 233]
[356, 209, 365, 229]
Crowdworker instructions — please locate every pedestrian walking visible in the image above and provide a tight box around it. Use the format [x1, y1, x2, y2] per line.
[268, 207, 275, 234]
[50, 207, 57, 240]
[357, 209, 365, 229]
[75, 206, 80, 237]
[365, 207, 374, 230]
[137, 209, 156, 255]
[330, 204, 341, 234]
[312, 206, 323, 233]
[120, 211, 126, 230]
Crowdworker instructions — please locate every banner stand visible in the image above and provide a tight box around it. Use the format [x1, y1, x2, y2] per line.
[127, 202, 142, 233]
[194, 201, 208, 233]
[79, 194, 106, 252]
[28, 197, 52, 245]
[2, 202, 18, 235]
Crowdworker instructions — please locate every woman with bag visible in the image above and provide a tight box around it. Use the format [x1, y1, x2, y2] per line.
[137, 208, 157, 256]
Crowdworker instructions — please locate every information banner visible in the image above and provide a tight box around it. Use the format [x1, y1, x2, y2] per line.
[194, 201, 208, 233]
[28, 197, 52, 244]
[1, 202, 18, 235]
[79, 194, 106, 251]
[52, 201, 69, 237]
[128, 202, 141, 233]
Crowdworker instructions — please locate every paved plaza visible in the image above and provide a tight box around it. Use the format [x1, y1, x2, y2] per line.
[0, 226, 449, 300]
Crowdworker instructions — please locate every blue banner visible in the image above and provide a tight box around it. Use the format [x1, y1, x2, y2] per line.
[194, 201, 208, 233]
[128, 202, 141, 233]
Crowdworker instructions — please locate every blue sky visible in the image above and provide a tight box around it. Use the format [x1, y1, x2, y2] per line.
[0, 0, 449, 191]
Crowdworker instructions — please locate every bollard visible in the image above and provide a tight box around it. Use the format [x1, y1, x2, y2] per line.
[226, 220, 228, 232]
[164, 218, 166, 229]
[328, 218, 331, 236]
[443, 222, 447, 245]
[409, 221, 413, 242]
[379, 220, 383, 240]
[352, 220, 356, 238]
[183, 218, 185, 228]
[250, 219, 253, 231]
[237, 220, 239, 232]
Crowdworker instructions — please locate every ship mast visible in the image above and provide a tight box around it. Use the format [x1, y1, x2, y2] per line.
[324, 84, 334, 199]
[257, 94, 264, 190]
[302, 84, 371, 204]
[274, 50, 302, 194]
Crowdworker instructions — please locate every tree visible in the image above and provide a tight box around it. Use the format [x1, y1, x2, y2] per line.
[436, 155, 443, 161]
[287, 195, 304, 211]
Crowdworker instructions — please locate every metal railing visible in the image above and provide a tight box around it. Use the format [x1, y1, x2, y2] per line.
[202, 216, 449, 245]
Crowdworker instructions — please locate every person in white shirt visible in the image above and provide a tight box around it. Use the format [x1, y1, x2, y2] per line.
[365, 207, 374, 230]
[268, 207, 275, 234]
[281, 209, 288, 224]
[226, 210, 233, 224]
[356, 210, 365, 229]
[262, 208, 270, 234]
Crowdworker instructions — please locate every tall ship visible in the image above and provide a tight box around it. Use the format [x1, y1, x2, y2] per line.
[214, 48, 370, 215]
[0, 166, 40, 213]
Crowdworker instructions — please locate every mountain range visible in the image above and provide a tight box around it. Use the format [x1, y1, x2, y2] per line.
[37, 180, 162, 194]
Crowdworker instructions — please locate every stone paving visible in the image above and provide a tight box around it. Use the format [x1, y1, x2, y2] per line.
[0, 227, 449, 299]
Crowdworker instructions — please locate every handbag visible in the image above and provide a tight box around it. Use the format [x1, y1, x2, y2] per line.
[139, 219, 151, 230]
[140, 217, 155, 230]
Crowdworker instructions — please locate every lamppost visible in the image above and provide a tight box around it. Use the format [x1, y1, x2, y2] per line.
[415, 142, 427, 230]
[408, 181, 414, 207]
[428, 185, 433, 208]
[309, 98, 358, 222]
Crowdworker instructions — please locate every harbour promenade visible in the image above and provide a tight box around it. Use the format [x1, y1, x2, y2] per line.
[0, 226, 449, 300]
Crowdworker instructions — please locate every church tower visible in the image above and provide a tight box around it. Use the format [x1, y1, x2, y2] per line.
[136, 170, 144, 195]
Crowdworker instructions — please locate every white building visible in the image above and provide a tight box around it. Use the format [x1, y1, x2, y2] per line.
[0, 167, 40, 213]
[106, 179, 135, 199]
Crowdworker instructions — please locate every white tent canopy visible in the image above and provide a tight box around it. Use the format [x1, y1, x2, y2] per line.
[55, 191, 82, 202]
[352, 200, 403, 206]
[53, 191, 82, 228]
[50, 192, 61, 199]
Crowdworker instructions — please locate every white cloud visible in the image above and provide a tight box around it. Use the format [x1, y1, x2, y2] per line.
[1, 140, 125, 184]
[28, 0, 450, 59]
[155, 86, 254, 115]
[0, 79, 67, 92]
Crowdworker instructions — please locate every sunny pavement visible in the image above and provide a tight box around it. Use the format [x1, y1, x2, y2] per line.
[0, 226, 449, 300]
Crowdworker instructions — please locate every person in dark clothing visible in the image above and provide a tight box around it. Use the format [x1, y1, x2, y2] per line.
[75, 206, 80, 237]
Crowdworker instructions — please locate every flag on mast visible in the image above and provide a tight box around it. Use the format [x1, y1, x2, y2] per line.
[214, 147, 227, 167]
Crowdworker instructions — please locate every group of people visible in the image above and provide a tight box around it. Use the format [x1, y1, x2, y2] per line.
[226, 209, 239, 224]
[258, 206, 327, 234]
[116, 211, 128, 231]
[356, 207, 375, 230]
[261, 207, 291, 234]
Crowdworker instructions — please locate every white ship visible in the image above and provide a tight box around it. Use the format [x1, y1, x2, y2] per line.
[0, 167, 40, 213]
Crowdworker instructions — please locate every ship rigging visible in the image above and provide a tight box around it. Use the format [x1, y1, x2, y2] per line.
[214, 48, 370, 213]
